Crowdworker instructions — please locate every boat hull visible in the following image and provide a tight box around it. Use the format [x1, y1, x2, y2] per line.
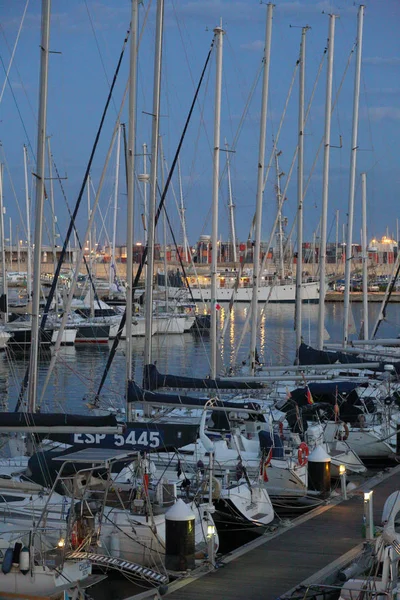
[166, 280, 320, 303]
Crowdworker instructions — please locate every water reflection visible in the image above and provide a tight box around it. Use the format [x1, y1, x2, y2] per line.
[2, 301, 400, 413]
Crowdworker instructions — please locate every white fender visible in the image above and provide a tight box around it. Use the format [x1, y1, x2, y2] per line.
[19, 547, 29, 575]
[199, 409, 214, 454]
[109, 530, 120, 558]
[382, 490, 400, 554]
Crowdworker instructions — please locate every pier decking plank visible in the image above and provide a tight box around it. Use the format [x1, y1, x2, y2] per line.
[166, 467, 400, 600]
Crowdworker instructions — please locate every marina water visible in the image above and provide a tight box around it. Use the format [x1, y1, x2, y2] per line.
[2, 302, 400, 414]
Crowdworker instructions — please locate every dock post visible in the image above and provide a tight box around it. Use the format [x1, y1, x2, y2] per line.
[339, 465, 347, 500]
[364, 491, 374, 539]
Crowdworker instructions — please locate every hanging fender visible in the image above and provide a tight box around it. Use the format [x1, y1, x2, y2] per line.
[334, 422, 350, 441]
[70, 521, 84, 549]
[297, 442, 309, 467]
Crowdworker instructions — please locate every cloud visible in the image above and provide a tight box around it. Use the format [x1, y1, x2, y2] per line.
[177, 1, 260, 24]
[240, 40, 264, 52]
[363, 57, 400, 66]
[275, 1, 356, 15]
[367, 88, 400, 95]
[362, 106, 400, 122]
[9, 81, 27, 91]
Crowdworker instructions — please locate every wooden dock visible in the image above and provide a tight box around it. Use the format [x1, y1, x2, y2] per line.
[160, 465, 400, 600]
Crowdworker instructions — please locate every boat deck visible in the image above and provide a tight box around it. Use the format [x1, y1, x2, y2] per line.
[162, 465, 400, 600]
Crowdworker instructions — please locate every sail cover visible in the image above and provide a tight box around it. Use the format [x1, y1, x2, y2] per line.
[143, 363, 267, 391]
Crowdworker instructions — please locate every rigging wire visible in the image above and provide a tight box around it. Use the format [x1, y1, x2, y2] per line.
[0, 0, 29, 105]
[282, 40, 357, 273]
[0, 54, 35, 158]
[94, 35, 216, 401]
[14, 26, 131, 412]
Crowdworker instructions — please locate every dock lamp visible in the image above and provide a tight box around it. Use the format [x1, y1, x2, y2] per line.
[207, 523, 216, 570]
[339, 465, 347, 500]
[363, 491, 374, 539]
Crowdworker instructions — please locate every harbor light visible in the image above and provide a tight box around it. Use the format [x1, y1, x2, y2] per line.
[207, 524, 216, 537]
[363, 491, 374, 540]
[57, 538, 65, 548]
[339, 465, 347, 500]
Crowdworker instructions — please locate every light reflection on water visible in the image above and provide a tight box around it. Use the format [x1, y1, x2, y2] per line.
[1, 301, 399, 413]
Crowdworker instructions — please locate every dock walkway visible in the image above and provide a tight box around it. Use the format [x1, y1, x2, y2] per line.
[164, 465, 400, 600]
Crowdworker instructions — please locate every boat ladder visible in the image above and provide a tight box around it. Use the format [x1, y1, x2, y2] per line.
[67, 551, 168, 585]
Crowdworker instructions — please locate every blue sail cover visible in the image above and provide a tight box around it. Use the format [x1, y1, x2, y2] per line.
[128, 379, 262, 412]
[298, 342, 400, 374]
[143, 363, 267, 391]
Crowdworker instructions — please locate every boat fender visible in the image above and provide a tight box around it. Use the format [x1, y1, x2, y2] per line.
[19, 547, 30, 575]
[334, 422, 349, 441]
[200, 476, 221, 500]
[71, 521, 80, 549]
[357, 414, 366, 429]
[2, 548, 13, 574]
[297, 442, 309, 466]
[12, 542, 22, 567]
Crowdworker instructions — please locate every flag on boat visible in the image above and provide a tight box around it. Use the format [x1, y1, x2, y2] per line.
[215, 303, 221, 311]
[306, 386, 314, 405]
[334, 385, 340, 420]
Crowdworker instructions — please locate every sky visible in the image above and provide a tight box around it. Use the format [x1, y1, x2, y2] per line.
[0, 0, 400, 252]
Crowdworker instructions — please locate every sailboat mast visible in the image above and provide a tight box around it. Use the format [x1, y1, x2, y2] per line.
[249, 3, 273, 376]
[177, 157, 189, 262]
[125, 0, 139, 421]
[295, 26, 308, 362]
[343, 4, 364, 346]
[317, 13, 336, 350]
[23, 145, 32, 300]
[47, 138, 57, 280]
[274, 149, 284, 279]
[142, 143, 148, 239]
[210, 23, 224, 380]
[361, 172, 368, 339]
[87, 175, 94, 318]
[144, 0, 164, 366]
[225, 140, 237, 263]
[335, 209, 339, 275]
[28, 0, 51, 413]
[0, 165, 7, 323]
[110, 123, 121, 293]
[159, 135, 169, 309]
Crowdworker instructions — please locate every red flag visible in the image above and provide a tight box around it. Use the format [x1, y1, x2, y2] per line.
[215, 303, 221, 311]
[306, 386, 314, 405]
[334, 385, 339, 420]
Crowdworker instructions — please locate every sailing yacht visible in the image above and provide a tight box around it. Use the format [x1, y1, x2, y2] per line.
[166, 275, 321, 304]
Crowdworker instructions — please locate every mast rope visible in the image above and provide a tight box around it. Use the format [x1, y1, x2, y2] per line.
[14, 26, 130, 412]
[94, 37, 216, 401]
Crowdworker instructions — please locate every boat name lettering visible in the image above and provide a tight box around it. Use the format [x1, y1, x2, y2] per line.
[73, 431, 161, 448]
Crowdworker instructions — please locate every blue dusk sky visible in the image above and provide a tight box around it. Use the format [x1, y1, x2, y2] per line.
[0, 0, 399, 251]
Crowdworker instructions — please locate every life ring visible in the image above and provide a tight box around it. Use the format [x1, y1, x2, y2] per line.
[334, 422, 350, 441]
[297, 442, 309, 466]
[190, 278, 195, 284]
